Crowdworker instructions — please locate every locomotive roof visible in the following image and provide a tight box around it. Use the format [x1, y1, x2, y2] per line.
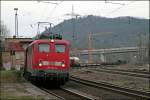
[29, 39, 70, 46]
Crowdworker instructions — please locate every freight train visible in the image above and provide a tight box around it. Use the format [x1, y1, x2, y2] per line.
[70, 57, 80, 67]
[23, 31, 70, 86]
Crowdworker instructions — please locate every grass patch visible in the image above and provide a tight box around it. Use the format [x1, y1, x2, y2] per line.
[1, 90, 45, 100]
[1, 88, 45, 100]
[0, 70, 25, 83]
[1, 95, 44, 100]
[0, 70, 45, 100]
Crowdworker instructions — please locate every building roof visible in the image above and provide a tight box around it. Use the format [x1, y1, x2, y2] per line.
[7, 42, 25, 51]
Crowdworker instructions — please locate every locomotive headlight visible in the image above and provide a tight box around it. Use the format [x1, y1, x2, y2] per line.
[39, 63, 42, 66]
[61, 64, 65, 67]
[39, 60, 43, 67]
[61, 61, 65, 67]
[51, 39, 54, 42]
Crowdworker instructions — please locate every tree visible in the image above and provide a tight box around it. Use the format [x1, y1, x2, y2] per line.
[0, 21, 10, 68]
[0, 21, 10, 38]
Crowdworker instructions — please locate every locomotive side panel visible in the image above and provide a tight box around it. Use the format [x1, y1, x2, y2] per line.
[26, 46, 33, 72]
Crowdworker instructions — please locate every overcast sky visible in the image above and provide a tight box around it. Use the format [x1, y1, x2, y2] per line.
[1, 1, 149, 38]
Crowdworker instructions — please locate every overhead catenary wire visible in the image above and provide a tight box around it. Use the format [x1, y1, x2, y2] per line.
[36, 1, 61, 23]
[37, 0, 59, 5]
[39, 3, 50, 21]
[105, 1, 135, 16]
[28, 1, 63, 34]
[105, 0, 125, 6]
[45, 1, 63, 21]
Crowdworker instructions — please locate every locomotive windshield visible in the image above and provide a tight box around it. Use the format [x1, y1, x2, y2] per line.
[39, 44, 50, 53]
[55, 44, 65, 53]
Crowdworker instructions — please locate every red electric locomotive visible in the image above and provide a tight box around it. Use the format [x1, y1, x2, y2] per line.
[23, 29, 70, 86]
[24, 38, 70, 85]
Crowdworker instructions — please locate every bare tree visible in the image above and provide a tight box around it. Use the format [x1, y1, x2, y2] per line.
[0, 21, 10, 38]
[0, 21, 10, 68]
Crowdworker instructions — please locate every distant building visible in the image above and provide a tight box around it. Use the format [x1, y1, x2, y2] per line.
[2, 38, 33, 70]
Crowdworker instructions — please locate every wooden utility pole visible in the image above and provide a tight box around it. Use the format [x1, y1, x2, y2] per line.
[88, 32, 111, 63]
[137, 33, 144, 65]
[88, 33, 93, 63]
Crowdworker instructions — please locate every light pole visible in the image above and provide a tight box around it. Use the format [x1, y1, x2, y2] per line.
[14, 8, 18, 38]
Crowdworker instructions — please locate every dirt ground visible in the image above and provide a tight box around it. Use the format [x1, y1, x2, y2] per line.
[101, 64, 149, 72]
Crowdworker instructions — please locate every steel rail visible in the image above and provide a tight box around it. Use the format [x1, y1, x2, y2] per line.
[60, 87, 95, 100]
[41, 88, 65, 100]
[41, 87, 92, 100]
[89, 68, 150, 78]
[76, 64, 149, 78]
[70, 76, 150, 99]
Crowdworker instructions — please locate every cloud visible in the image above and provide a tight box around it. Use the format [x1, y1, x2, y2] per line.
[1, 1, 149, 37]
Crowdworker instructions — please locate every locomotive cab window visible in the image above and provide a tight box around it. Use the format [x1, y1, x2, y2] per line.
[39, 44, 50, 53]
[55, 44, 65, 53]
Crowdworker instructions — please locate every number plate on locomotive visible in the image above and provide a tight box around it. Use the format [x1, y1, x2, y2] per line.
[42, 61, 49, 65]
[54, 62, 62, 66]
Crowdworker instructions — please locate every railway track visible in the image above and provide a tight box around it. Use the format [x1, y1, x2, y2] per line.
[70, 76, 150, 99]
[41, 87, 93, 100]
[88, 67, 150, 78]
[74, 65, 149, 78]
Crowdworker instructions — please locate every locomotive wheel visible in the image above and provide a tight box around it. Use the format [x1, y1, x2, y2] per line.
[54, 78, 60, 88]
[56, 81, 60, 88]
[30, 76, 37, 85]
[65, 75, 69, 82]
[60, 78, 65, 85]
